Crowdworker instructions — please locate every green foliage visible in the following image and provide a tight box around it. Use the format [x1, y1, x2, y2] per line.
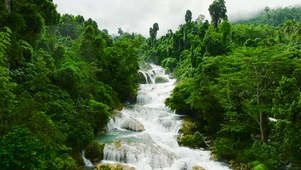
[1, 0, 301, 169]
[165, 79, 194, 115]
[0, 27, 16, 134]
[235, 6, 301, 27]
[0, 0, 141, 168]
[85, 141, 105, 163]
[213, 137, 248, 159]
[272, 76, 301, 167]
[104, 38, 140, 102]
[162, 57, 177, 72]
[0, 27, 11, 62]
[244, 141, 282, 169]
[53, 154, 77, 170]
[160, 6, 301, 167]
[252, 162, 268, 170]
[77, 99, 110, 134]
[58, 14, 83, 39]
[0, 126, 49, 169]
[204, 26, 228, 56]
[66, 118, 94, 151]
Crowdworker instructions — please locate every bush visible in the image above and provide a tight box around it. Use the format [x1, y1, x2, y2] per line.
[251, 161, 268, 170]
[180, 131, 205, 148]
[213, 137, 238, 159]
[244, 141, 282, 169]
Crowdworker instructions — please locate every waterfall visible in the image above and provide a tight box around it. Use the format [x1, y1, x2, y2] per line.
[97, 64, 230, 170]
[81, 150, 93, 167]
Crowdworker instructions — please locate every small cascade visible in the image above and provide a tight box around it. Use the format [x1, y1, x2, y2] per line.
[138, 69, 155, 84]
[107, 112, 145, 132]
[81, 150, 93, 167]
[103, 141, 176, 169]
[97, 64, 230, 170]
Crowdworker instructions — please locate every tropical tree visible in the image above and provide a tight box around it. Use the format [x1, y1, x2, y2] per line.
[0, 27, 16, 134]
[185, 10, 192, 23]
[208, 0, 228, 29]
[272, 76, 301, 167]
[149, 22, 159, 47]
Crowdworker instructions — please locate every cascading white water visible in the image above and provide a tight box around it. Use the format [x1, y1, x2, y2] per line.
[81, 150, 93, 167]
[98, 64, 230, 170]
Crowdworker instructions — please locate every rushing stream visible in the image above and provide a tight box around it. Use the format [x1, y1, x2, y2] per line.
[94, 64, 230, 170]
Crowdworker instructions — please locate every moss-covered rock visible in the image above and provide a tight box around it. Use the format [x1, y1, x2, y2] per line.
[114, 140, 121, 148]
[155, 76, 169, 83]
[96, 163, 135, 170]
[180, 118, 199, 134]
[85, 141, 105, 164]
[178, 118, 205, 148]
[192, 165, 206, 170]
[178, 131, 205, 148]
[210, 152, 219, 161]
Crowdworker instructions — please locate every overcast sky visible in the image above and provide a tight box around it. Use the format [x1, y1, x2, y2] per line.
[52, 0, 301, 37]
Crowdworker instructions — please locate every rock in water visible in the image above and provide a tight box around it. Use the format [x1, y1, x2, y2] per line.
[155, 76, 169, 83]
[96, 163, 135, 170]
[192, 165, 206, 170]
[111, 111, 145, 132]
[123, 118, 145, 132]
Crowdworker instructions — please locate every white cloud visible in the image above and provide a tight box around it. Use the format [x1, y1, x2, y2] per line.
[53, 0, 301, 37]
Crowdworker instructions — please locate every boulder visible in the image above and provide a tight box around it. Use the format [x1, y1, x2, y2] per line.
[155, 76, 169, 83]
[112, 111, 145, 132]
[123, 118, 145, 132]
[210, 152, 218, 161]
[192, 165, 206, 170]
[96, 163, 135, 170]
[114, 140, 122, 148]
[85, 141, 105, 164]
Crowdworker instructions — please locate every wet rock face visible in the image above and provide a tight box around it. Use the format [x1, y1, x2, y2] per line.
[138, 70, 154, 84]
[111, 111, 145, 132]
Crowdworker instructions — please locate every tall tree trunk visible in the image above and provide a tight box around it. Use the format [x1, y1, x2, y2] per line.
[260, 112, 269, 142]
[5, 0, 11, 12]
[255, 68, 269, 143]
[259, 112, 265, 142]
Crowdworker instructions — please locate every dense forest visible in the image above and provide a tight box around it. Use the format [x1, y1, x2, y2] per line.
[141, 1, 301, 169]
[0, 0, 143, 169]
[1, 0, 301, 169]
